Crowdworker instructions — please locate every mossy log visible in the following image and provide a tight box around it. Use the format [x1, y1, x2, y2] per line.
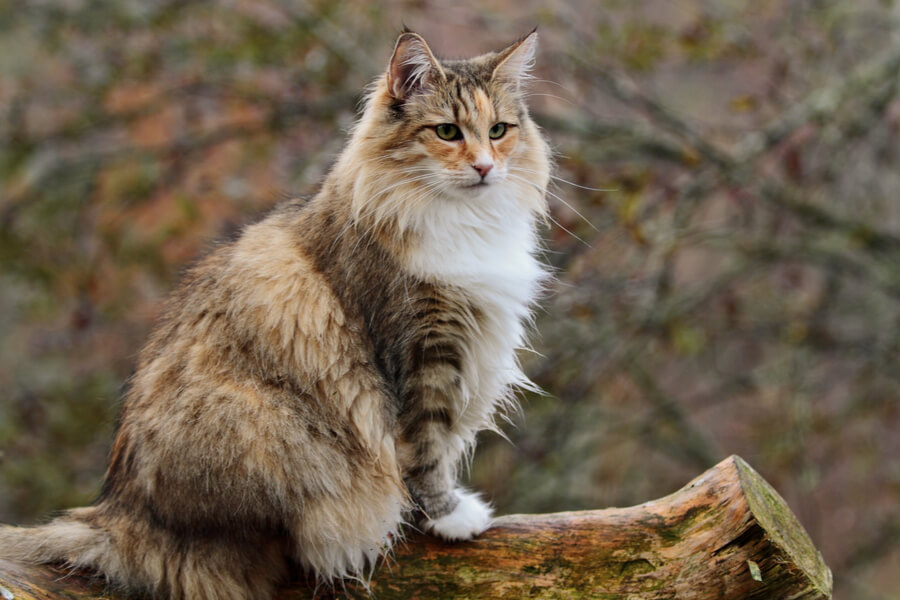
[0, 455, 831, 599]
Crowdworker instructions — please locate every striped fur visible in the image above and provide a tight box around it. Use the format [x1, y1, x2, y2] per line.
[0, 30, 551, 599]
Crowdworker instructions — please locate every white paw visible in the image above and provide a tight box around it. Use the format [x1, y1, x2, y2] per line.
[426, 489, 493, 541]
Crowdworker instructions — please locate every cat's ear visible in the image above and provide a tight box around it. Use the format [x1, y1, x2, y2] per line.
[387, 32, 444, 101]
[492, 30, 538, 86]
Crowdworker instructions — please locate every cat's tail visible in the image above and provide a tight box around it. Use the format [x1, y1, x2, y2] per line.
[0, 505, 288, 599]
[0, 506, 125, 584]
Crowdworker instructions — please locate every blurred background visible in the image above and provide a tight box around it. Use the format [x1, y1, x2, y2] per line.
[1, 0, 898, 597]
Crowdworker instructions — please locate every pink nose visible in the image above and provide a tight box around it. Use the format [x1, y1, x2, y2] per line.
[472, 162, 493, 178]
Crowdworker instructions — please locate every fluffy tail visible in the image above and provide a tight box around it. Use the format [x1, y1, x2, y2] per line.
[0, 506, 288, 599]
[0, 507, 119, 576]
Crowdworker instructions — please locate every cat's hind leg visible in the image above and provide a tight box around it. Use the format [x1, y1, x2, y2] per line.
[284, 429, 409, 582]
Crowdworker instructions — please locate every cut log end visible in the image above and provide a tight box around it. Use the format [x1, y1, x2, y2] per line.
[733, 456, 833, 596]
[0, 455, 832, 600]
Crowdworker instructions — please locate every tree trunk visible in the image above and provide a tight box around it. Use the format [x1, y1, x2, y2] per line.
[0, 455, 832, 599]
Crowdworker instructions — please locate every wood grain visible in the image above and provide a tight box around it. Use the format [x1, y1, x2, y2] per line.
[0, 456, 832, 599]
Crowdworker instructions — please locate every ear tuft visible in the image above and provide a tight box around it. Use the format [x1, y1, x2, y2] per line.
[492, 30, 538, 86]
[387, 32, 444, 100]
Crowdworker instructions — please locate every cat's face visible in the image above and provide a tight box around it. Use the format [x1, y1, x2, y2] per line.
[383, 32, 541, 197]
[347, 31, 550, 230]
[404, 80, 523, 193]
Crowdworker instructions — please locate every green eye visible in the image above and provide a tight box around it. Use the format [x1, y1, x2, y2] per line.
[435, 124, 462, 141]
[489, 123, 507, 139]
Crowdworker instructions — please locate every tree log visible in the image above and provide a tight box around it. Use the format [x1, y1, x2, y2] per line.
[0, 455, 832, 599]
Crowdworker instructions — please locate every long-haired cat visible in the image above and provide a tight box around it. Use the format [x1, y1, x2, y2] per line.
[0, 29, 551, 599]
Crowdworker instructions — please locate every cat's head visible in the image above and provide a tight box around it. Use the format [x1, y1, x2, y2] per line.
[344, 30, 551, 232]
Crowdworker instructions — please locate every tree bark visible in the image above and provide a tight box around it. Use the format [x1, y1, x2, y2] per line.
[0, 455, 832, 599]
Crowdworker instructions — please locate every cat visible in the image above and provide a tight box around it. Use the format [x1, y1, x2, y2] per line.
[0, 29, 551, 599]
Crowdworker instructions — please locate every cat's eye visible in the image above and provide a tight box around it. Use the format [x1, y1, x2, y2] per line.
[435, 124, 462, 141]
[489, 123, 507, 140]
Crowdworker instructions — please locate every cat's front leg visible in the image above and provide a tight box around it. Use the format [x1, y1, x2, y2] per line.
[424, 487, 492, 541]
[399, 395, 493, 541]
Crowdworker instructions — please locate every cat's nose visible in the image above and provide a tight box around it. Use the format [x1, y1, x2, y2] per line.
[472, 162, 494, 178]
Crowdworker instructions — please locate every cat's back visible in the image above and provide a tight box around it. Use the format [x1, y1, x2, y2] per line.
[131, 198, 366, 411]
[112, 195, 398, 506]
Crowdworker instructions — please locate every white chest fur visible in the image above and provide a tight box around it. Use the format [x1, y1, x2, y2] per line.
[404, 188, 546, 433]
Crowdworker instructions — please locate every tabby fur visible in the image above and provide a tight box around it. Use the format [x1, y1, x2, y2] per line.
[0, 30, 551, 599]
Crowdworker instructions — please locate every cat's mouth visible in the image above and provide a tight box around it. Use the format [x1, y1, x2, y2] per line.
[462, 176, 502, 189]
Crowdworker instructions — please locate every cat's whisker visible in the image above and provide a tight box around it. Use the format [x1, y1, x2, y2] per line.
[529, 77, 578, 92]
[523, 92, 578, 107]
[542, 188, 601, 233]
[365, 178, 444, 214]
[549, 176, 617, 193]
[510, 165, 616, 193]
[352, 174, 445, 230]
[367, 174, 439, 201]
[350, 180, 446, 246]
[507, 172, 600, 234]
[543, 211, 593, 247]
[330, 180, 437, 253]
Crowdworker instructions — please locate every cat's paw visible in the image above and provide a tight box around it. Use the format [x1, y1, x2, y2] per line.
[425, 489, 493, 541]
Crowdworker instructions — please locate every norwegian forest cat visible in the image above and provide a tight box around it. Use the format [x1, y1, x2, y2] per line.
[0, 30, 551, 599]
